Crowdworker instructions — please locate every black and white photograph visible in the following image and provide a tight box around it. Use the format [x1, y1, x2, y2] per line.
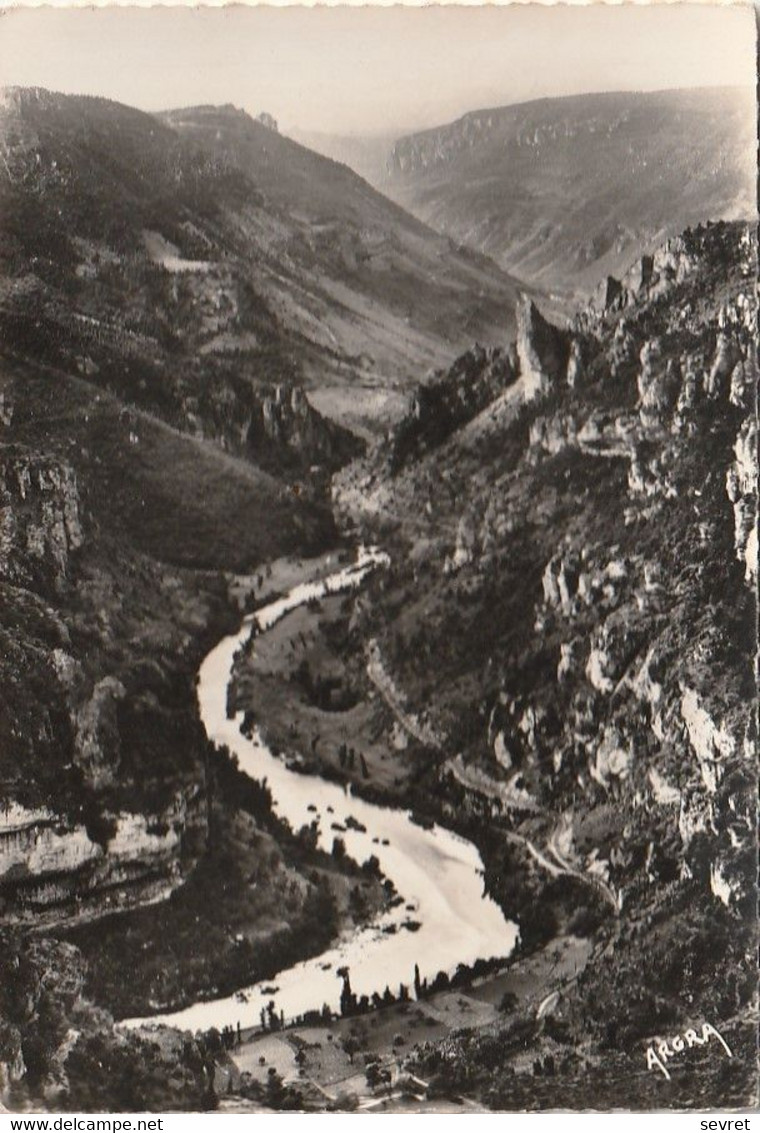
[0, 0, 756, 1116]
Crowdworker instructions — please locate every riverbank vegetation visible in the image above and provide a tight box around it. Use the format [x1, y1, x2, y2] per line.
[58, 745, 389, 1019]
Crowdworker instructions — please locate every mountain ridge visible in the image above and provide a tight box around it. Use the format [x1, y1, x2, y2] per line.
[0, 85, 525, 442]
[381, 86, 757, 294]
[389, 82, 752, 144]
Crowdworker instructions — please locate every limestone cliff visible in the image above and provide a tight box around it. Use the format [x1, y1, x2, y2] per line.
[335, 221, 757, 1099]
[0, 448, 83, 595]
[384, 88, 755, 292]
[0, 442, 211, 925]
[515, 296, 570, 402]
[0, 790, 206, 926]
[249, 383, 364, 472]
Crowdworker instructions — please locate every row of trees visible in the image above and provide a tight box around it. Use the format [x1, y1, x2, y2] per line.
[333, 955, 505, 1024]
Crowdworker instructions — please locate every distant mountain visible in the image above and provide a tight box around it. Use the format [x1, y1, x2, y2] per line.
[287, 127, 397, 192]
[0, 88, 523, 439]
[384, 87, 757, 294]
[160, 103, 526, 399]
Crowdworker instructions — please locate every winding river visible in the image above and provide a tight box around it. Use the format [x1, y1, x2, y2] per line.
[125, 547, 517, 1033]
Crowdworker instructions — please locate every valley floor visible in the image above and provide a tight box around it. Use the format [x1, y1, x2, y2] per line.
[172, 932, 595, 1113]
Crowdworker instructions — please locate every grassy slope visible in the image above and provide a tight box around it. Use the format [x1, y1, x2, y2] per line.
[0, 354, 335, 836]
[3, 357, 332, 571]
[160, 104, 523, 355]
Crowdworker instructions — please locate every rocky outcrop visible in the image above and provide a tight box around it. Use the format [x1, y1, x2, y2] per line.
[726, 413, 758, 586]
[679, 687, 736, 796]
[0, 448, 83, 594]
[73, 677, 127, 790]
[637, 340, 681, 427]
[342, 219, 757, 1106]
[595, 275, 628, 314]
[353, 221, 756, 928]
[625, 253, 654, 295]
[590, 726, 632, 788]
[249, 384, 363, 471]
[705, 333, 741, 399]
[578, 229, 712, 333]
[388, 345, 516, 473]
[541, 551, 581, 616]
[0, 436, 218, 929]
[529, 412, 578, 455]
[0, 787, 206, 926]
[565, 339, 585, 388]
[515, 296, 570, 401]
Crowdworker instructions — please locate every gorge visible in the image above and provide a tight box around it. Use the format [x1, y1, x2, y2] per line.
[0, 66, 756, 1112]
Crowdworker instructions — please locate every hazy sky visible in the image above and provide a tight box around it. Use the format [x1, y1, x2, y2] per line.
[0, 4, 754, 134]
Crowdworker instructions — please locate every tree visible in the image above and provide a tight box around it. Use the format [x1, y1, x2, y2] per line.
[341, 1035, 359, 1065]
[265, 1067, 285, 1107]
[363, 854, 381, 878]
[365, 1062, 382, 1090]
[266, 1001, 278, 1030]
[498, 991, 519, 1013]
[338, 967, 355, 1017]
[298, 821, 319, 853]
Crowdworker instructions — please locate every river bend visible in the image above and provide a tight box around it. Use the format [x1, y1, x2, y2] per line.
[125, 547, 517, 1032]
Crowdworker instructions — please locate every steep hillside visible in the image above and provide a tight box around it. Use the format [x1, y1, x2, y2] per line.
[0, 88, 523, 439]
[0, 356, 388, 1108]
[0, 350, 336, 919]
[385, 88, 756, 295]
[0, 88, 427, 1109]
[335, 220, 757, 1106]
